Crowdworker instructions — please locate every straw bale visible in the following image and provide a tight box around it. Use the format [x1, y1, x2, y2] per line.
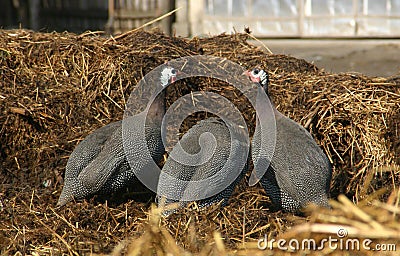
[0, 29, 399, 255]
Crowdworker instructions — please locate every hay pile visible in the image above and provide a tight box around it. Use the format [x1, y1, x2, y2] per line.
[0, 29, 399, 255]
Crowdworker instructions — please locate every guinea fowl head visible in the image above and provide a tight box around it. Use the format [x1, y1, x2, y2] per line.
[160, 66, 178, 87]
[244, 68, 269, 94]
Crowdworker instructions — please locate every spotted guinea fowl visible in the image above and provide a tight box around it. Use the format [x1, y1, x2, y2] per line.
[156, 117, 249, 212]
[245, 68, 332, 212]
[57, 67, 178, 206]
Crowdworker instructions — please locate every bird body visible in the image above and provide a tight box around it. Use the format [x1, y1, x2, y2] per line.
[157, 117, 249, 211]
[57, 121, 122, 205]
[57, 67, 177, 206]
[246, 68, 332, 212]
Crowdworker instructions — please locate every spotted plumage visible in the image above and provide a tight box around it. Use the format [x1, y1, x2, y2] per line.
[57, 67, 177, 206]
[246, 68, 332, 212]
[156, 117, 249, 212]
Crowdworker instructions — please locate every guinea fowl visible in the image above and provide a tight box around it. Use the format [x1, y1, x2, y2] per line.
[156, 117, 249, 212]
[57, 67, 178, 206]
[245, 68, 332, 212]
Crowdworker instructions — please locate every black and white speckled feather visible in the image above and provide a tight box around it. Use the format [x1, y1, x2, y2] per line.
[57, 67, 176, 206]
[57, 121, 123, 206]
[247, 68, 332, 212]
[157, 117, 249, 212]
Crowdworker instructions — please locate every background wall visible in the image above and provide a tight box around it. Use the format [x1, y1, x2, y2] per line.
[175, 0, 400, 37]
[1, 0, 398, 77]
[2, 0, 400, 37]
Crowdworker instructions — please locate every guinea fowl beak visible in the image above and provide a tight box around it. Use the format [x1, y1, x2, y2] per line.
[243, 70, 260, 83]
[171, 70, 184, 83]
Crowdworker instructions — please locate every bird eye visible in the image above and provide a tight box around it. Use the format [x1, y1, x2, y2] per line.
[171, 69, 177, 75]
[252, 68, 260, 76]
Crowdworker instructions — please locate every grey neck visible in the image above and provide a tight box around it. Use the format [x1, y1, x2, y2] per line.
[146, 90, 166, 127]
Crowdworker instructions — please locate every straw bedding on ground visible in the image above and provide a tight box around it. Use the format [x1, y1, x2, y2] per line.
[0, 29, 399, 255]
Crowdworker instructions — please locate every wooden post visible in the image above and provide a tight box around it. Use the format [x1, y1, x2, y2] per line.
[173, 0, 189, 36]
[160, 0, 173, 35]
[189, 0, 204, 36]
[105, 0, 115, 33]
[29, 0, 40, 30]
